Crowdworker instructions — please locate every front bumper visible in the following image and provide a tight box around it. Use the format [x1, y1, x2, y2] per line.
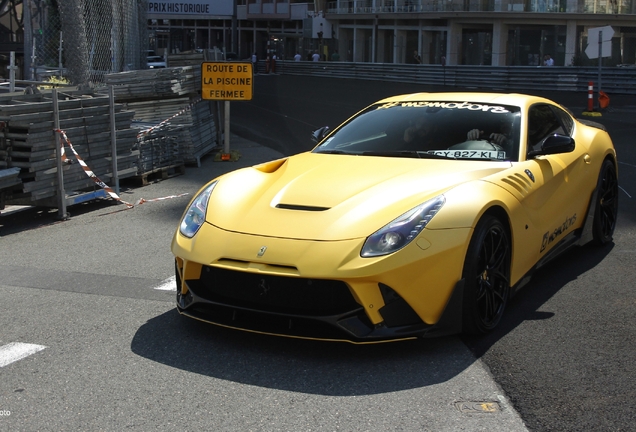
[172, 222, 471, 343]
[175, 262, 465, 343]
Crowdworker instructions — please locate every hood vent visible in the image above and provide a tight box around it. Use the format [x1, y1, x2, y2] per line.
[276, 204, 330, 211]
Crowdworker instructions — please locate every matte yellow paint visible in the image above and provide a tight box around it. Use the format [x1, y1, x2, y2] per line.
[345, 281, 386, 324]
[181, 260, 202, 295]
[172, 221, 472, 325]
[172, 92, 617, 338]
[207, 154, 510, 241]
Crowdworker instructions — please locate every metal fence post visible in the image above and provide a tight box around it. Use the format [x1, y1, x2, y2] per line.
[52, 89, 68, 220]
[109, 85, 119, 194]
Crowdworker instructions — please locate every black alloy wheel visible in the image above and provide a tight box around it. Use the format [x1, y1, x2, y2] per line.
[592, 159, 619, 245]
[462, 215, 511, 334]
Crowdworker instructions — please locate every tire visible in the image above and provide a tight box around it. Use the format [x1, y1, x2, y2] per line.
[462, 215, 511, 334]
[592, 159, 618, 245]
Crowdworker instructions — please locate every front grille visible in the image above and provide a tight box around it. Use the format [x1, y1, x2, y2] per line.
[188, 266, 361, 316]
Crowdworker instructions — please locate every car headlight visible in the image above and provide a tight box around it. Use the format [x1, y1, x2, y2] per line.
[361, 195, 445, 257]
[179, 181, 218, 238]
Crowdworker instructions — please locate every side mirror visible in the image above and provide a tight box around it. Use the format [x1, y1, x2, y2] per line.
[311, 126, 330, 144]
[528, 134, 575, 158]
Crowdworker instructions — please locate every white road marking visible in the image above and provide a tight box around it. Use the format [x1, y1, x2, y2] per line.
[0, 342, 46, 367]
[619, 185, 632, 198]
[154, 276, 176, 291]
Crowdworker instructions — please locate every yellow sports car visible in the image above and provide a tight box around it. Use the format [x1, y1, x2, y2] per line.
[171, 92, 618, 343]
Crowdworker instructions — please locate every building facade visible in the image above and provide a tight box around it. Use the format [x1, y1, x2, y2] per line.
[146, 0, 636, 66]
[147, 0, 322, 61]
[327, 0, 636, 66]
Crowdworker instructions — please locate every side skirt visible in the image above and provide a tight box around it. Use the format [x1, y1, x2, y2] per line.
[510, 228, 588, 298]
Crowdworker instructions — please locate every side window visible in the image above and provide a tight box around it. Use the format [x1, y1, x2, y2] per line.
[551, 106, 574, 136]
[527, 104, 565, 152]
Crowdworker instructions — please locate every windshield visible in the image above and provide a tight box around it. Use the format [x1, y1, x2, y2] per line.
[313, 100, 522, 162]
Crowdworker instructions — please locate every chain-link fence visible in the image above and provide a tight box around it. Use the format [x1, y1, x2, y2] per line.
[24, 0, 148, 85]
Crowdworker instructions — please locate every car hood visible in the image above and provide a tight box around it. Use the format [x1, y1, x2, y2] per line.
[207, 152, 510, 241]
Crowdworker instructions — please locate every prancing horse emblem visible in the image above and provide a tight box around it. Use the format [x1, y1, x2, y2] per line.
[524, 169, 535, 183]
[257, 246, 267, 257]
[258, 278, 270, 296]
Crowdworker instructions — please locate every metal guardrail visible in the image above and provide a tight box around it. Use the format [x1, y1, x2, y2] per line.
[274, 61, 636, 95]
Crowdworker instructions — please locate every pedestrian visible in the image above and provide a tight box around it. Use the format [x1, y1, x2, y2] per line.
[252, 52, 258, 73]
[294, 52, 301, 61]
[331, 50, 340, 61]
[312, 51, 320, 62]
[413, 50, 422, 64]
[543, 54, 554, 66]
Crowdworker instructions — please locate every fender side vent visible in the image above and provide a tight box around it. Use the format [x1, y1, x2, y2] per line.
[501, 173, 533, 197]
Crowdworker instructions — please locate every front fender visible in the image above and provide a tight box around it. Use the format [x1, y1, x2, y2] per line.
[427, 180, 537, 287]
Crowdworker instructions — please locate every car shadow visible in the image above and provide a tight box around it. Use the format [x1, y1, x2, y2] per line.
[130, 242, 614, 397]
[130, 309, 476, 396]
[461, 242, 615, 358]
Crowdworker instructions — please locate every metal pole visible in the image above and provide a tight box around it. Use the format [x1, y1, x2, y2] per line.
[373, 15, 379, 63]
[224, 100, 231, 154]
[8, 52, 16, 93]
[23, 1, 32, 80]
[232, 0, 238, 53]
[31, 40, 37, 82]
[109, 85, 119, 194]
[53, 89, 68, 220]
[58, 31, 63, 75]
[597, 30, 602, 110]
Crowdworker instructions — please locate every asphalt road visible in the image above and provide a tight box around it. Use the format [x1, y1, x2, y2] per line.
[231, 74, 636, 432]
[0, 137, 527, 431]
[0, 75, 634, 431]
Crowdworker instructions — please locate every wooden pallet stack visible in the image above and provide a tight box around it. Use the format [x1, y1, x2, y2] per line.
[0, 167, 21, 209]
[103, 66, 218, 171]
[0, 90, 138, 205]
[185, 100, 217, 166]
[167, 51, 206, 67]
[104, 67, 200, 100]
[166, 48, 230, 68]
[0, 167, 20, 188]
[132, 120, 184, 174]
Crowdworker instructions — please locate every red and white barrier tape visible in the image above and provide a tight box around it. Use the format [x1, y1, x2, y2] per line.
[136, 97, 202, 139]
[55, 128, 188, 209]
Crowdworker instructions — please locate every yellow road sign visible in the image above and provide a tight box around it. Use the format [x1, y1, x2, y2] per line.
[201, 62, 253, 101]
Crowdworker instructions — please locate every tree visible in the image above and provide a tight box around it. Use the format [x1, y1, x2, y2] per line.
[57, 0, 89, 85]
